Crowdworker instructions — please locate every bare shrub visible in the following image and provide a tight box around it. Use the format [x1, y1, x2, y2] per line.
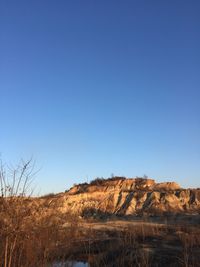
[0, 159, 80, 267]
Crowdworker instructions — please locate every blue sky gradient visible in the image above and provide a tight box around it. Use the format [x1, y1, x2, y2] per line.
[0, 1, 200, 194]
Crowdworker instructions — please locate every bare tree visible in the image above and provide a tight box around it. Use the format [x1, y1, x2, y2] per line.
[0, 158, 37, 198]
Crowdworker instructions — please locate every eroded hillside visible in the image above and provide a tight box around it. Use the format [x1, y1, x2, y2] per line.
[44, 177, 200, 217]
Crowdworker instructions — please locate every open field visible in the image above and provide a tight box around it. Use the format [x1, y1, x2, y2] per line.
[1, 196, 200, 267]
[62, 216, 200, 267]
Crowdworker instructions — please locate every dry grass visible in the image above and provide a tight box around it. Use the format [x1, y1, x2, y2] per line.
[0, 159, 80, 267]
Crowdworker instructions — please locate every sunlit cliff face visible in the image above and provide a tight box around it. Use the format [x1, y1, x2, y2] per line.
[46, 177, 199, 217]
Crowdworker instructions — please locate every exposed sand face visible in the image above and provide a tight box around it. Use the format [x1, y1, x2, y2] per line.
[43, 177, 200, 217]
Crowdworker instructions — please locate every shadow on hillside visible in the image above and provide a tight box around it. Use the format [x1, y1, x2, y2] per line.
[81, 207, 200, 225]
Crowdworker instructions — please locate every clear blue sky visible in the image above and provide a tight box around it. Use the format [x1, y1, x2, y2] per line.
[0, 1, 199, 194]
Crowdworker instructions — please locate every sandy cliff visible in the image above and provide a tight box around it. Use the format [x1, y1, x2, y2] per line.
[46, 177, 200, 217]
